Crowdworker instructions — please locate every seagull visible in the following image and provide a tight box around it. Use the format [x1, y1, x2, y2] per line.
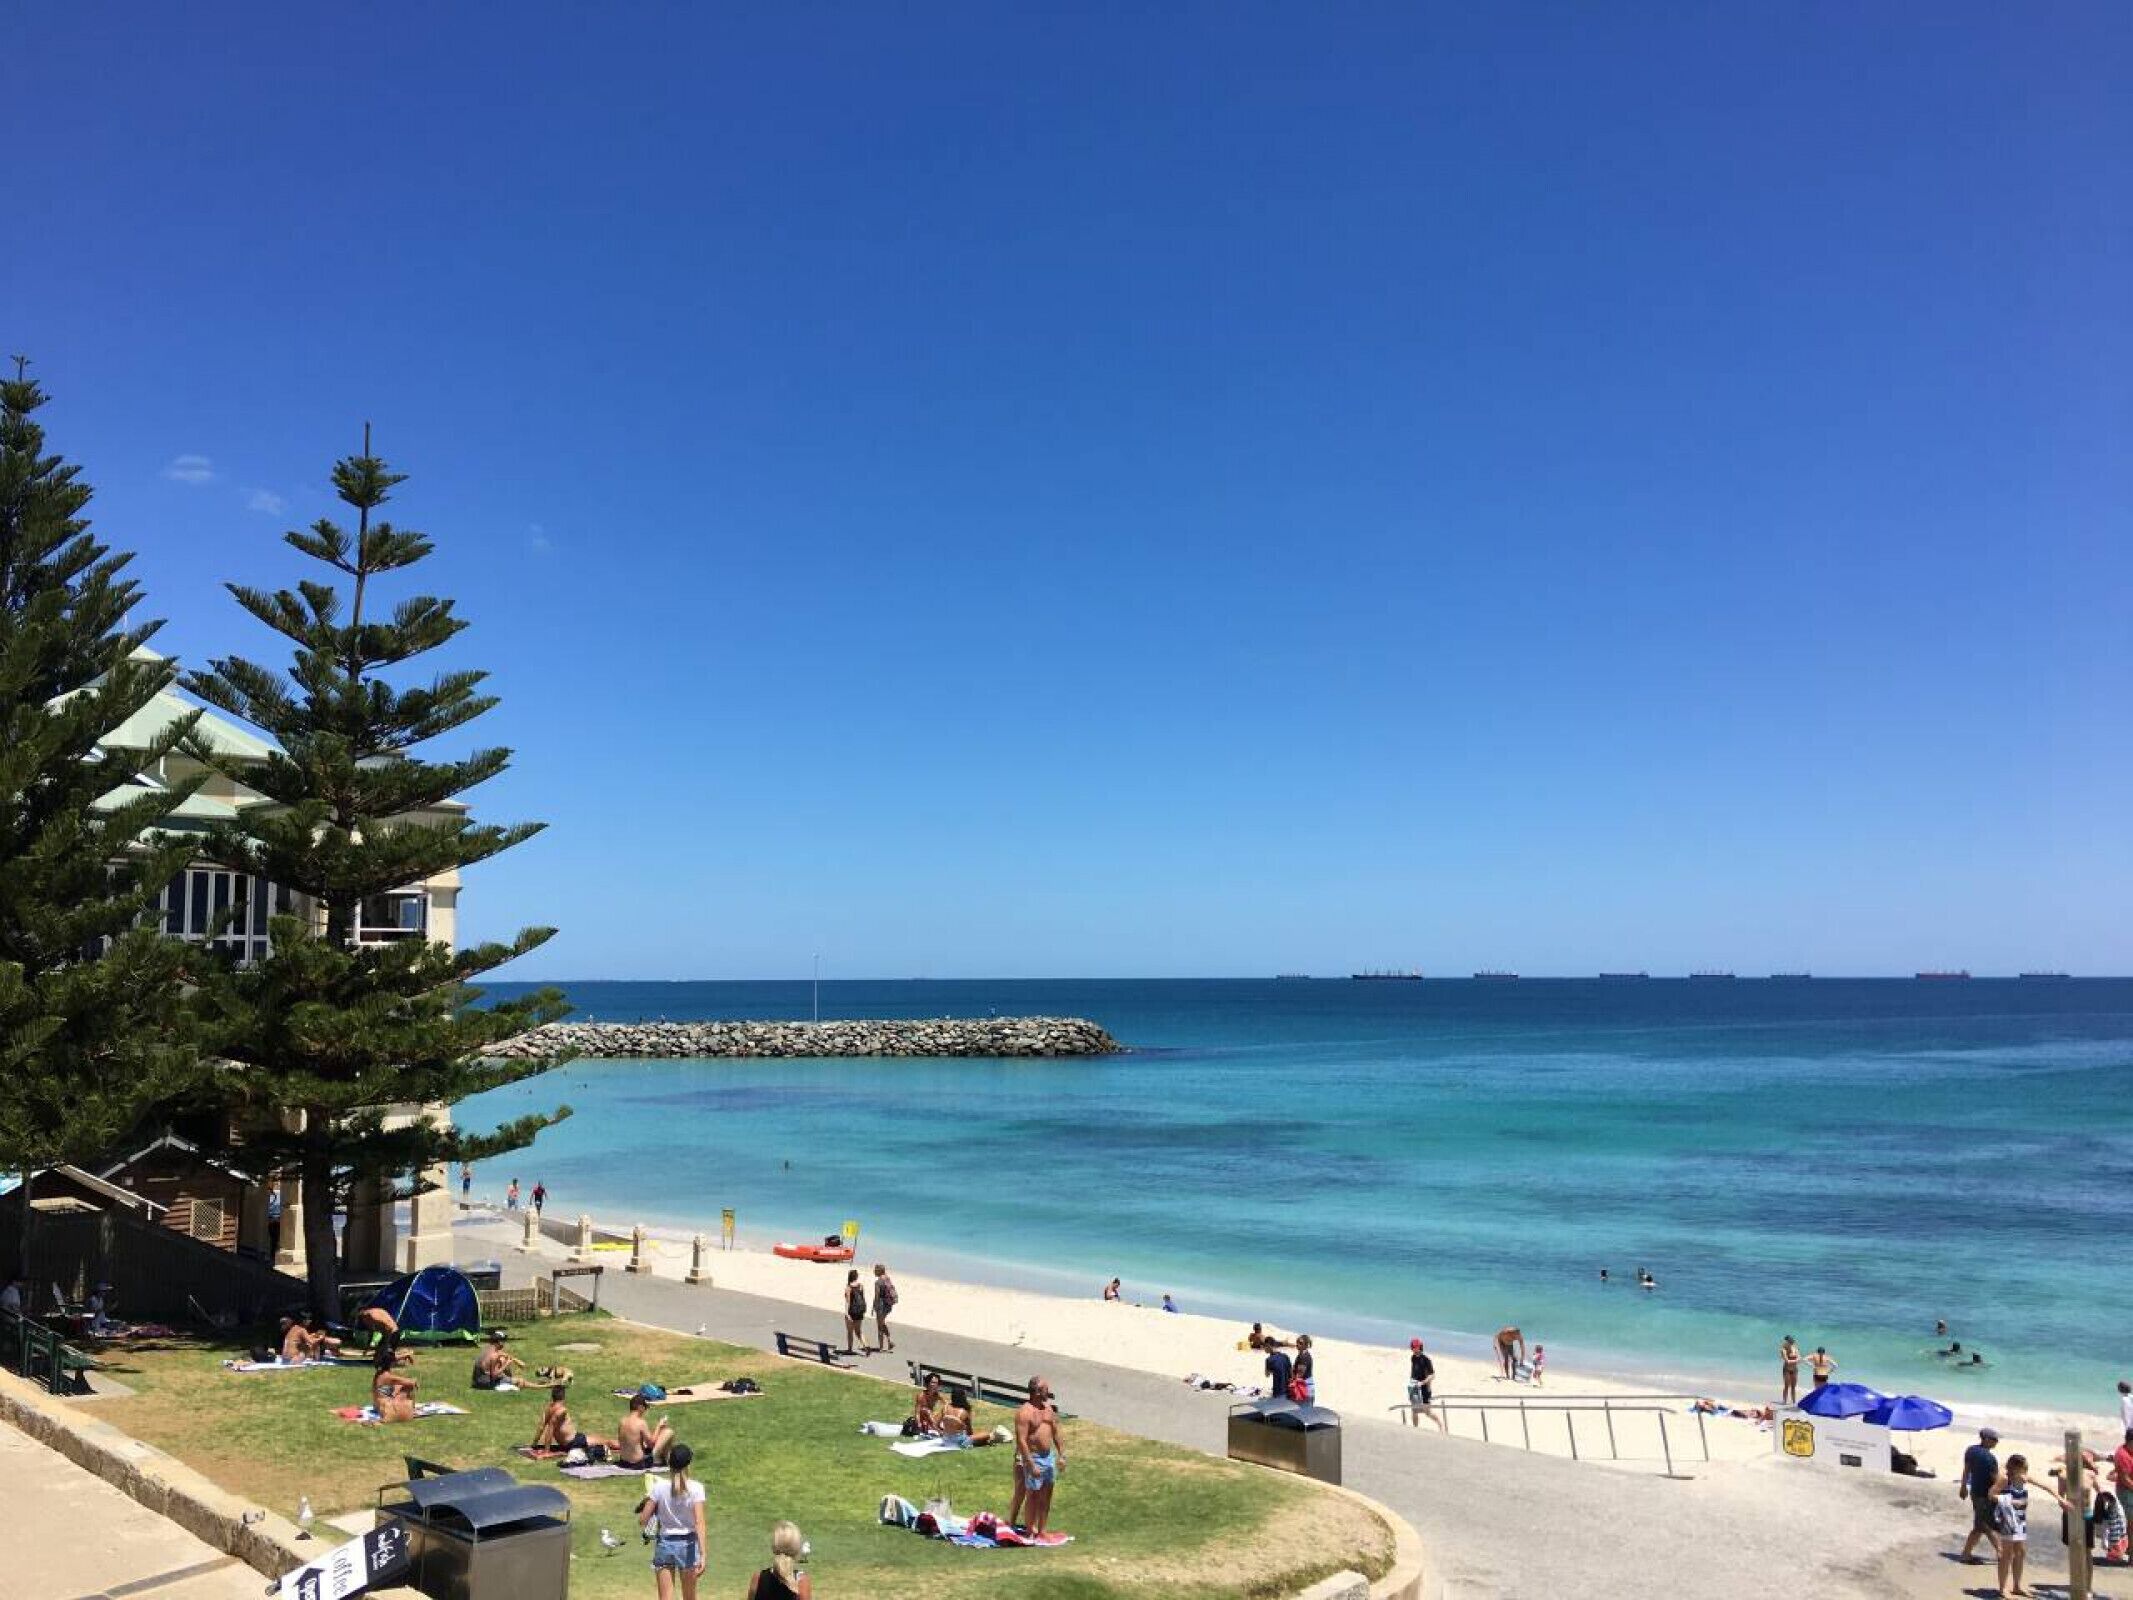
[599, 1528, 625, 1553]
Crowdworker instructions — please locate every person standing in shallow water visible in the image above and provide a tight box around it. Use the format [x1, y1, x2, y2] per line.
[1809, 1346, 1836, 1389]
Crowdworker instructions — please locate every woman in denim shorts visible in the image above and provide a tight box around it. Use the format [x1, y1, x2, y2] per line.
[639, 1442, 707, 1597]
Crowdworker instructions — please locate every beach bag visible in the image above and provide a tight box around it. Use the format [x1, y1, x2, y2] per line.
[900, 1418, 920, 1437]
[878, 1494, 918, 1528]
[637, 1383, 666, 1401]
[1286, 1376, 1309, 1403]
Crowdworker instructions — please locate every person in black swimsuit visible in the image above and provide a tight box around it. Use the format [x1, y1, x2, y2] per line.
[744, 1521, 811, 1599]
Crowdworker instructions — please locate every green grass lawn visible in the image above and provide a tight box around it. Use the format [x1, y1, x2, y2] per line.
[89, 1315, 1391, 1600]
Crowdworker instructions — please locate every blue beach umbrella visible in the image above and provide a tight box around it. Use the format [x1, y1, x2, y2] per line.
[1864, 1395, 1953, 1431]
[1797, 1382, 1887, 1418]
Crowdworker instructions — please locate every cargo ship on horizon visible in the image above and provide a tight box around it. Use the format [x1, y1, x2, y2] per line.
[1351, 969, 1424, 980]
[1598, 971, 1650, 980]
[1473, 971, 1519, 980]
[1915, 970, 1971, 980]
[1690, 971, 1736, 980]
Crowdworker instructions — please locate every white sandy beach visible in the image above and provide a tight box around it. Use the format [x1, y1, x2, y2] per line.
[483, 1207, 2123, 1490]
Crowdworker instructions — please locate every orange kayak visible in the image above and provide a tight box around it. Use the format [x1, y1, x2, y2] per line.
[772, 1242, 854, 1263]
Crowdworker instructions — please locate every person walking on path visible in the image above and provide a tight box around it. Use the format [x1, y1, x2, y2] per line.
[460, 1163, 472, 1200]
[1406, 1339, 1445, 1432]
[744, 1522, 811, 1600]
[532, 1181, 547, 1217]
[1957, 1427, 2001, 1565]
[1779, 1335, 1801, 1405]
[841, 1269, 868, 1355]
[639, 1443, 708, 1600]
[871, 1264, 898, 1354]
[2119, 1380, 2133, 1433]
[1008, 1376, 1064, 1536]
[1494, 1326, 1524, 1380]
[1808, 1346, 1836, 1389]
[506, 1178, 521, 1212]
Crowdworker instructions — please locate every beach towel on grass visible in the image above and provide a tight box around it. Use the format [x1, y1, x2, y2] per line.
[334, 1402, 469, 1424]
[225, 1358, 355, 1373]
[559, 1462, 644, 1480]
[890, 1437, 971, 1458]
[610, 1383, 763, 1406]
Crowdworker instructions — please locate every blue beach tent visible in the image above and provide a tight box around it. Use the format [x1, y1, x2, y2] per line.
[1796, 1382, 1886, 1419]
[363, 1265, 481, 1344]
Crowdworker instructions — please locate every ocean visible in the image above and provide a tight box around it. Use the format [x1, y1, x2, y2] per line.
[462, 978, 2133, 1414]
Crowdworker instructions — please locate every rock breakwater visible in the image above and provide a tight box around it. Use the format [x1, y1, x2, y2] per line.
[484, 1016, 1122, 1061]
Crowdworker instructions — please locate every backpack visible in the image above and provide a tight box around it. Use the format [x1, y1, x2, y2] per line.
[637, 1383, 667, 1402]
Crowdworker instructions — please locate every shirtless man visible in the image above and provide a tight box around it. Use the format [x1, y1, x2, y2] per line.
[1009, 1376, 1065, 1536]
[1778, 1334, 1801, 1404]
[533, 1385, 610, 1454]
[1494, 1326, 1525, 1380]
[278, 1317, 311, 1363]
[909, 1372, 945, 1434]
[615, 1392, 674, 1468]
[471, 1332, 523, 1390]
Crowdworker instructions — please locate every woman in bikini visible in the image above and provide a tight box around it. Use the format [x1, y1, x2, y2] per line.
[371, 1336, 418, 1423]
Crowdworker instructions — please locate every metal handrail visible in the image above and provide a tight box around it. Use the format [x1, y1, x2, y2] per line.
[1392, 1394, 1711, 1473]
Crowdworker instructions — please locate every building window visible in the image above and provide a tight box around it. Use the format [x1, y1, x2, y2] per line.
[151, 868, 285, 965]
[356, 891, 429, 942]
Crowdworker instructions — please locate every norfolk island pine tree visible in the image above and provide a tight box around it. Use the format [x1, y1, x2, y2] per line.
[0, 364, 205, 1287]
[180, 431, 568, 1311]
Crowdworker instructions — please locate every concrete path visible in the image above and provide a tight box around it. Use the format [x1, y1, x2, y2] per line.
[459, 1220, 2037, 1599]
[0, 1421, 266, 1600]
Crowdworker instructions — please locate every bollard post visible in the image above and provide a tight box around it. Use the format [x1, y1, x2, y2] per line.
[687, 1233, 710, 1285]
[2069, 1429, 2091, 1600]
[627, 1223, 649, 1274]
[522, 1207, 538, 1249]
[571, 1214, 592, 1263]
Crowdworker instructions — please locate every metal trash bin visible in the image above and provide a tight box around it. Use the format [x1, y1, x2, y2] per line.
[376, 1467, 572, 1600]
[1227, 1397, 1342, 1484]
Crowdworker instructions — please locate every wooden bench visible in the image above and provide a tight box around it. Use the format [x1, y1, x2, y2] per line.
[774, 1331, 849, 1367]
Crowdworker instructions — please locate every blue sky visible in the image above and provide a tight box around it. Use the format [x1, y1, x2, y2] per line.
[14, 4, 2129, 976]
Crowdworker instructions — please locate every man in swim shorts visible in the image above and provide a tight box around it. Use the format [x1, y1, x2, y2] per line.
[1010, 1375, 1065, 1536]
[1495, 1326, 1524, 1380]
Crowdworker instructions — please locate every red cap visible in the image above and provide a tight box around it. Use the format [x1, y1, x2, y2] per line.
[1409, 1338, 1422, 1350]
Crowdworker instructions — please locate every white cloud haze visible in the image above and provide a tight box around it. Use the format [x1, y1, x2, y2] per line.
[161, 453, 215, 484]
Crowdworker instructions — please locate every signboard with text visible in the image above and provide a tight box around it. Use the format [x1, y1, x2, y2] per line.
[1774, 1407, 1892, 1472]
[722, 1208, 736, 1248]
[275, 1521, 411, 1600]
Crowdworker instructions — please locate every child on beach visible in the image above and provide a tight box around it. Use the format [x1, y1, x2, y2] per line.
[1531, 1344, 1546, 1386]
[1991, 1453, 2067, 1600]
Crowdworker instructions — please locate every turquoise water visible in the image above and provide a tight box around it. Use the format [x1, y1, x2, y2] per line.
[463, 979, 2133, 1412]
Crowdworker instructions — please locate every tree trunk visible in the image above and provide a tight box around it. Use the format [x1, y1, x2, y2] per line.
[16, 1168, 33, 1308]
[301, 1152, 339, 1315]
